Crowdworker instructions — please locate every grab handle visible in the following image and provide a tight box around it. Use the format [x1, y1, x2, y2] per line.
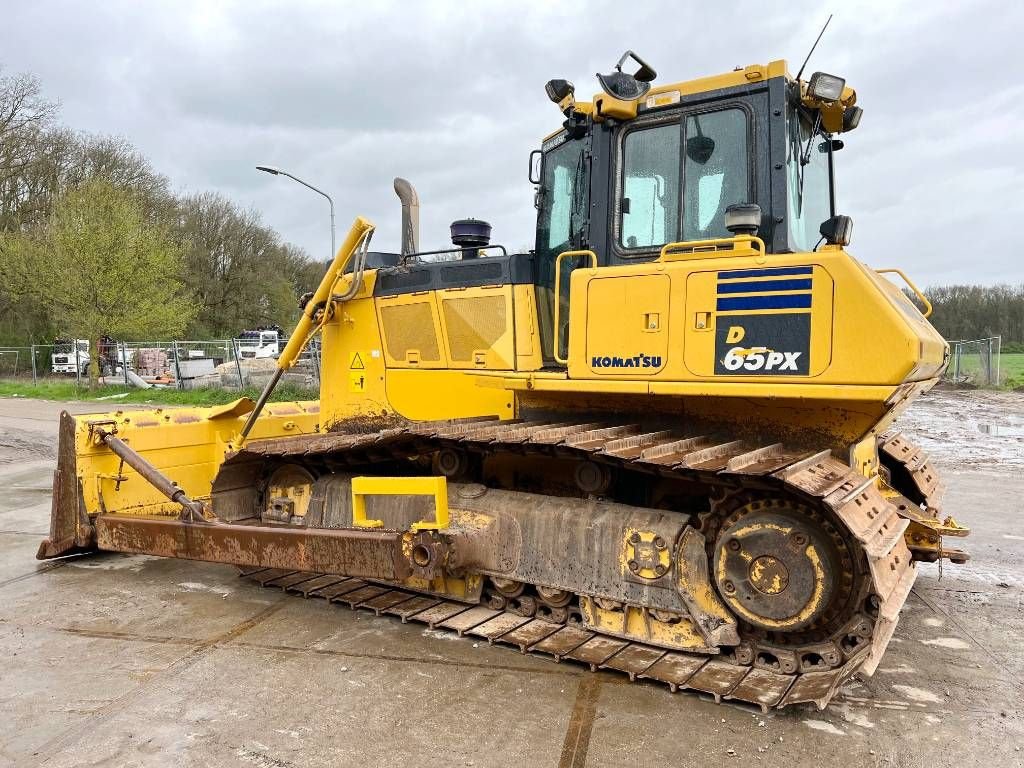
[553, 250, 598, 364]
[877, 268, 932, 318]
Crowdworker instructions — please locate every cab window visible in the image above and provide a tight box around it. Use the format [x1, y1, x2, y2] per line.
[618, 107, 750, 252]
[682, 108, 749, 241]
[619, 123, 680, 249]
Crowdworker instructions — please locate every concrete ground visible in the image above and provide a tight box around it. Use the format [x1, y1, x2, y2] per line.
[0, 392, 1022, 768]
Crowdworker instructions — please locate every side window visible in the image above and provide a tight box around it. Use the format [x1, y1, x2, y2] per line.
[682, 109, 749, 241]
[547, 163, 573, 250]
[620, 123, 680, 249]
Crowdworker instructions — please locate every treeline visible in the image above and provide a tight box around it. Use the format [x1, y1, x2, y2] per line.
[0, 68, 323, 345]
[920, 284, 1024, 350]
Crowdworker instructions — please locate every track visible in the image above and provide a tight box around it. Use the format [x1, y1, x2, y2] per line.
[228, 420, 941, 711]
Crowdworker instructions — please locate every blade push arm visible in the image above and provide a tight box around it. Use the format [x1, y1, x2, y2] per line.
[240, 216, 375, 440]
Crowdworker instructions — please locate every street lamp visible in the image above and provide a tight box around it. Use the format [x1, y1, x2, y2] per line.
[256, 165, 336, 260]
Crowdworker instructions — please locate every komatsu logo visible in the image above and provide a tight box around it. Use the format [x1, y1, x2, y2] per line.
[591, 354, 662, 369]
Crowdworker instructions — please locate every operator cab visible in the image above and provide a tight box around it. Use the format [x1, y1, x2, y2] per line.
[534, 55, 861, 361]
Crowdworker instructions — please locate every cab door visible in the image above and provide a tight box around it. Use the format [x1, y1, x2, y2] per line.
[534, 132, 589, 365]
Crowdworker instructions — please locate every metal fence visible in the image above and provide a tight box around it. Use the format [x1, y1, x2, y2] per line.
[944, 336, 1001, 387]
[0, 338, 321, 392]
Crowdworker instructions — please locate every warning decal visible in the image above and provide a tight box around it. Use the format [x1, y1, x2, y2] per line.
[349, 352, 364, 370]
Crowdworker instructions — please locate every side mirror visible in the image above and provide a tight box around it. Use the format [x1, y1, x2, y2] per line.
[528, 149, 542, 184]
[819, 214, 853, 246]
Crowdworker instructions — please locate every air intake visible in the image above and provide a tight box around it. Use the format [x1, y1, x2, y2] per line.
[450, 218, 491, 260]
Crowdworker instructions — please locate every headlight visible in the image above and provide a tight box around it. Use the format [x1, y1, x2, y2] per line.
[807, 72, 845, 102]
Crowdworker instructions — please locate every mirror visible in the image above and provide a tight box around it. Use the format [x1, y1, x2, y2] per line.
[529, 149, 542, 184]
[686, 135, 716, 165]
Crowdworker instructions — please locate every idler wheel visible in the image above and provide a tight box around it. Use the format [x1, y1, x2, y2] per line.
[713, 509, 839, 632]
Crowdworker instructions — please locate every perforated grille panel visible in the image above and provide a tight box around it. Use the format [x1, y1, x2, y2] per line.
[442, 296, 506, 362]
[380, 302, 440, 361]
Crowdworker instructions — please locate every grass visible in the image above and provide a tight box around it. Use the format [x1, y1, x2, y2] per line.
[0, 378, 318, 406]
[999, 353, 1024, 390]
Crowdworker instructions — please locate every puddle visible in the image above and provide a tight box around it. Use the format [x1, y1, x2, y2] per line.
[891, 684, 942, 703]
[803, 719, 845, 736]
[977, 423, 1024, 437]
[920, 637, 971, 650]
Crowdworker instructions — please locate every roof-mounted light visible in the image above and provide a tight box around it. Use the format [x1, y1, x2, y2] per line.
[545, 79, 574, 104]
[807, 71, 845, 102]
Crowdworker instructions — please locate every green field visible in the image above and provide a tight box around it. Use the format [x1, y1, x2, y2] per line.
[1000, 353, 1024, 389]
[0, 379, 317, 406]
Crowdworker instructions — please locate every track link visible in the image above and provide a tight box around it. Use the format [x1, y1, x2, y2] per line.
[229, 418, 925, 710]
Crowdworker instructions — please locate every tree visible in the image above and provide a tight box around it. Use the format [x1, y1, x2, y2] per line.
[0, 179, 195, 384]
[174, 191, 319, 337]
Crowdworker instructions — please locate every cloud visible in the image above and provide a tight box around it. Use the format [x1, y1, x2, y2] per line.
[2, 0, 1021, 283]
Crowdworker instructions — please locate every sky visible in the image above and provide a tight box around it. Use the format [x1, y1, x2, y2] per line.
[1, 0, 1020, 285]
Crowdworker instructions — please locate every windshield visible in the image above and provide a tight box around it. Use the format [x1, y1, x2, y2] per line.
[535, 134, 587, 362]
[787, 107, 833, 252]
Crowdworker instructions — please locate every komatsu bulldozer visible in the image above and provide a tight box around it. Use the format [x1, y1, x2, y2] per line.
[39, 53, 969, 711]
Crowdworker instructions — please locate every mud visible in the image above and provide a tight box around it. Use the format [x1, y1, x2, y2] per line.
[895, 387, 1024, 471]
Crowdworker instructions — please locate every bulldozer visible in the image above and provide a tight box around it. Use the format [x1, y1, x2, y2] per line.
[38, 52, 969, 711]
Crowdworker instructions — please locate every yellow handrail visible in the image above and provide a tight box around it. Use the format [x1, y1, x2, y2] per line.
[877, 268, 932, 318]
[553, 249, 598, 364]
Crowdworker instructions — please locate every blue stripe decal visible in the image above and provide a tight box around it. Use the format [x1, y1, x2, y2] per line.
[716, 294, 813, 311]
[717, 278, 812, 295]
[717, 266, 813, 280]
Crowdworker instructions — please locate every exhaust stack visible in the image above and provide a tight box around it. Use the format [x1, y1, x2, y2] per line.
[393, 178, 420, 256]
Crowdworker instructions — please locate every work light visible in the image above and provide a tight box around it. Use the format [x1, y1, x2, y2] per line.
[807, 72, 845, 102]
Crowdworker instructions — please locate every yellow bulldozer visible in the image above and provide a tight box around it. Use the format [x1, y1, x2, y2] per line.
[39, 52, 968, 711]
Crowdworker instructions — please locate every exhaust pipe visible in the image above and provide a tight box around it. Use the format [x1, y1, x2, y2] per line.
[393, 177, 419, 256]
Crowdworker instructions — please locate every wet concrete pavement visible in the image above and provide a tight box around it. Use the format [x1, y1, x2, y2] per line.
[0, 394, 1022, 767]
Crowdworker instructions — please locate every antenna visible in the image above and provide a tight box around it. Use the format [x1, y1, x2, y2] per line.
[795, 14, 833, 82]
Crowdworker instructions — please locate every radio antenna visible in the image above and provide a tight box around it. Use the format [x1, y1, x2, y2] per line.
[795, 14, 833, 81]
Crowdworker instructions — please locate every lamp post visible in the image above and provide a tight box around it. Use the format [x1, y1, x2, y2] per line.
[256, 165, 336, 259]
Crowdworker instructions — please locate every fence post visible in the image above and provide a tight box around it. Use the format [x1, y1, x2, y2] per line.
[953, 342, 960, 382]
[75, 344, 81, 387]
[994, 335, 1002, 387]
[232, 338, 244, 390]
[122, 342, 130, 387]
[173, 340, 183, 390]
[30, 344, 37, 385]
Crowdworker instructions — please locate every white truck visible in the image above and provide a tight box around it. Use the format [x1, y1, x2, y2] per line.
[50, 339, 90, 374]
[51, 338, 130, 376]
[234, 326, 282, 360]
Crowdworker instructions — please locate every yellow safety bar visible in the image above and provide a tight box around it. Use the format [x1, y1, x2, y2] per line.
[658, 235, 765, 261]
[552, 249, 598, 364]
[351, 476, 449, 531]
[877, 268, 932, 318]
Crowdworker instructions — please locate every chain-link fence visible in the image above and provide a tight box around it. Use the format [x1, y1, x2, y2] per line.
[0, 337, 321, 392]
[945, 336, 1001, 387]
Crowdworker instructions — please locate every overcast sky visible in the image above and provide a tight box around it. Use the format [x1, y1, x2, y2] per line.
[2, 0, 1020, 284]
